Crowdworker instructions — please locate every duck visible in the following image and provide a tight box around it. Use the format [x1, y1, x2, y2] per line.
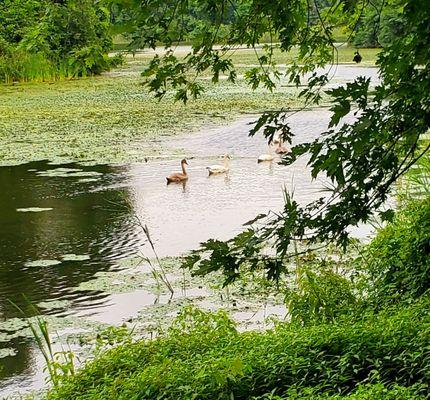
[207, 155, 230, 175]
[258, 146, 275, 163]
[166, 159, 188, 184]
[274, 140, 290, 154]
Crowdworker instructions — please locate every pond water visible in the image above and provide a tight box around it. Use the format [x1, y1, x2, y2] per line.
[0, 66, 379, 397]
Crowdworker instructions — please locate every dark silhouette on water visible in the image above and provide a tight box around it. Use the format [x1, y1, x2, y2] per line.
[353, 50, 362, 63]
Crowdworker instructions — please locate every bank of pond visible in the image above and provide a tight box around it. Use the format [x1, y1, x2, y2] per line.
[39, 196, 430, 399]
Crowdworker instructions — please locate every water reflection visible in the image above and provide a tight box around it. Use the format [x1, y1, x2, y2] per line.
[0, 161, 137, 383]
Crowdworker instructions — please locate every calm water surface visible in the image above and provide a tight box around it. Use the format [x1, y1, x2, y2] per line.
[0, 66, 379, 396]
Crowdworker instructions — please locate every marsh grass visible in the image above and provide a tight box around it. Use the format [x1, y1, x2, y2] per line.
[9, 299, 76, 388]
[0, 52, 88, 84]
[138, 223, 175, 298]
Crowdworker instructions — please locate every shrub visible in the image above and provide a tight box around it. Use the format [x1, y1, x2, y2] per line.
[0, 0, 118, 83]
[252, 382, 428, 399]
[362, 197, 430, 307]
[285, 259, 358, 325]
[69, 45, 123, 77]
[46, 298, 430, 399]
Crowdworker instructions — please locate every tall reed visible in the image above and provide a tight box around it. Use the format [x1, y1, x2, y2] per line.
[9, 298, 76, 388]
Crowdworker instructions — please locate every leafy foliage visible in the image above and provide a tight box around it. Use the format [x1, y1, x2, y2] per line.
[46, 297, 430, 399]
[0, 0, 121, 82]
[353, 0, 407, 48]
[285, 256, 358, 325]
[253, 383, 428, 399]
[362, 197, 430, 307]
[0, 0, 43, 44]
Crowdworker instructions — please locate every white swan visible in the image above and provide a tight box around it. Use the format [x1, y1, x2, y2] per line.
[258, 147, 274, 163]
[275, 140, 290, 154]
[207, 155, 230, 175]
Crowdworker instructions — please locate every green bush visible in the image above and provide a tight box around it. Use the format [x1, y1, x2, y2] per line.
[0, 0, 118, 83]
[253, 382, 428, 399]
[69, 46, 123, 77]
[285, 258, 358, 325]
[47, 298, 430, 400]
[362, 197, 430, 306]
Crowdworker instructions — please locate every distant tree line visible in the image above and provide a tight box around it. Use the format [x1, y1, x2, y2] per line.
[0, 0, 121, 83]
[0, 0, 406, 83]
[112, 0, 405, 48]
[352, 0, 406, 47]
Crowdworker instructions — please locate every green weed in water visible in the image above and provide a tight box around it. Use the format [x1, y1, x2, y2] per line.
[9, 299, 76, 389]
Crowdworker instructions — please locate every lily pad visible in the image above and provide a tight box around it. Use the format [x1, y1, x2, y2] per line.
[77, 178, 99, 183]
[36, 168, 102, 178]
[0, 317, 28, 333]
[61, 254, 91, 262]
[16, 207, 53, 213]
[0, 347, 17, 359]
[38, 299, 72, 311]
[25, 259, 62, 268]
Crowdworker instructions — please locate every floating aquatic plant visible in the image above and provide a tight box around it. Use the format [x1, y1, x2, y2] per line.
[16, 207, 53, 213]
[24, 260, 62, 268]
[61, 254, 91, 262]
[0, 52, 308, 167]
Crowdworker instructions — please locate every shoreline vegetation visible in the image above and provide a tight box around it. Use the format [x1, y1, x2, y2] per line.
[45, 297, 430, 400]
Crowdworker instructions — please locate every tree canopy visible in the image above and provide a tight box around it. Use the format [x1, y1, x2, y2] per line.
[115, 0, 430, 283]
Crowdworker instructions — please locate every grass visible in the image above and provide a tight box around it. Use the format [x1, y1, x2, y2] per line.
[213, 45, 379, 66]
[115, 38, 380, 66]
[0, 46, 378, 166]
